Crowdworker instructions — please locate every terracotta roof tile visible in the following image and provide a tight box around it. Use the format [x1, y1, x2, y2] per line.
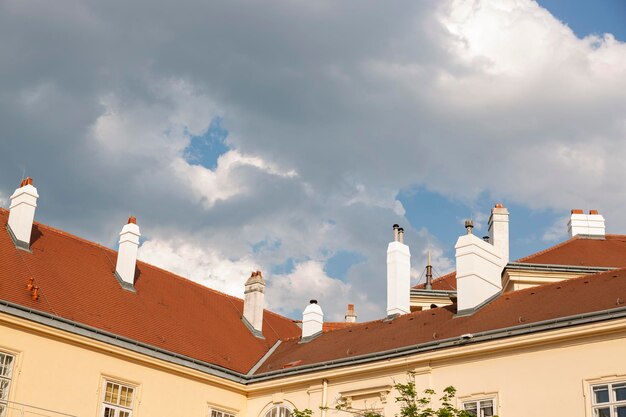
[258, 268, 626, 373]
[414, 234, 626, 291]
[0, 209, 300, 373]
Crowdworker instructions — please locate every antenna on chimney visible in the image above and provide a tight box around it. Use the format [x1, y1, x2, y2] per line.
[425, 250, 433, 290]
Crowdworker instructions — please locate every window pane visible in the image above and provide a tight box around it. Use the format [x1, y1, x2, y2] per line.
[212, 411, 221, 417]
[119, 412, 130, 417]
[0, 379, 10, 401]
[595, 386, 610, 404]
[464, 402, 478, 416]
[614, 384, 626, 402]
[0, 355, 13, 378]
[595, 407, 611, 417]
[284, 409, 292, 417]
[103, 407, 115, 417]
[480, 400, 494, 417]
[616, 406, 626, 417]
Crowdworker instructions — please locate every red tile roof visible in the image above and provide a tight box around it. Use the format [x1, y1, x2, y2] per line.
[516, 234, 626, 267]
[0, 209, 300, 374]
[3, 207, 626, 378]
[258, 268, 626, 373]
[414, 234, 626, 291]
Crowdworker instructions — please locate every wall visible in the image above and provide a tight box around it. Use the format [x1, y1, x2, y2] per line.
[0, 314, 247, 417]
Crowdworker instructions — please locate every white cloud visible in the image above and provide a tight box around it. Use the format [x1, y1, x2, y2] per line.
[267, 260, 377, 322]
[139, 237, 257, 297]
[2, 0, 626, 321]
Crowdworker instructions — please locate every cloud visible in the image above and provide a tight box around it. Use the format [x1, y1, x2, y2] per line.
[1, 0, 625, 321]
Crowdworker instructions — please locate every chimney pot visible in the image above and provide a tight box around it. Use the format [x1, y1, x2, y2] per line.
[302, 300, 324, 339]
[115, 218, 141, 288]
[8, 177, 39, 249]
[494, 203, 504, 208]
[243, 270, 265, 336]
[589, 209, 599, 215]
[387, 226, 410, 316]
[571, 209, 584, 214]
[345, 303, 357, 323]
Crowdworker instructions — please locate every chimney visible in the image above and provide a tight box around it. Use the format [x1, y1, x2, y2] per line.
[568, 209, 605, 237]
[115, 216, 140, 289]
[587, 210, 606, 236]
[455, 217, 505, 315]
[387, 224, 410, 317]
[488, 203, 509, 263]
[7, 177, 39, 249]
[302, 300, 323, 339]
[345, 304, 357, 323]
[243, 270, 265, 337]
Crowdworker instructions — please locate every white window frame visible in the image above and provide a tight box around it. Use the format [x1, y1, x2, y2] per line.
[462, 398, 496, 417]
[263, 405, 293, 417]
[590, 380, 626, 417]
[458, 392, 498, 417]
[0, 351, 16, 417]
[100, 379, 136, 417]
[209, 407, 236, 417]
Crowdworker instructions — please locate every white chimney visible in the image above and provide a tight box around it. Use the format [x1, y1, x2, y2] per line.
[387, 224, 410, 317]
[455, 221, 504, 314]
[8, 177, 39, 249]
[587, 210, 606, 236]
[302, 300, 323, 339]
[115, 216, 140, 288]
[488, 203, 509, 264]
[345, 304, 357, 323]
[568, 209, 605, 237]
[243, 270, 265, 336]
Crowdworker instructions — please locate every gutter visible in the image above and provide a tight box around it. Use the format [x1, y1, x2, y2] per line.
[249, 304, 626, 381]
[506, 262, 616, 273]
[2, 298, 626, 384]
[0, 299, 248, 384]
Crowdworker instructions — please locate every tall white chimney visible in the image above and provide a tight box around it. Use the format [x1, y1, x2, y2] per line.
[302, 300, 323, 339]
[387, 224, 410, 317]
[243, 270, 265, 336]
[115, 216, 141, 288]
[568, 209, 605, 237]
[488, 203, 509, 264]
[8, 177, 39, 249]
[455, 219, 504, 314]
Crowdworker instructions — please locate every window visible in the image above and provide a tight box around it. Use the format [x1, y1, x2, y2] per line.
[264, 406, 292, 417]
[0, 352, 15, 417]
[592, 381, 626, 417]
[463, 399, 495, 417]
[210, 408, 235, 417]
[101, 380, 135, 417]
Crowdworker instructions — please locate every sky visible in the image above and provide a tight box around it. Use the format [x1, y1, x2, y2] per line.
[0, 0, 624, 322]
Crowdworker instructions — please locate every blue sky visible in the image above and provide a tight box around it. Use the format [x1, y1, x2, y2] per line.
[537, 0, 625, 40]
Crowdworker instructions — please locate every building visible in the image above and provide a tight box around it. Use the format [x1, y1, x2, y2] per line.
[1, 178, 625, 417]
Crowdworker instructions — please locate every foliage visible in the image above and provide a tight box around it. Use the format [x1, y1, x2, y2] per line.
[327, 372, 492, 417]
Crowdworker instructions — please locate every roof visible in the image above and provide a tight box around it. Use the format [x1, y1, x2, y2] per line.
[257, 268, 626, 373]
[2, 206, 626, 380]
[0, 209, 300, 374]
[517, 234, 626, 267]
[414, 234, 626, 291]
